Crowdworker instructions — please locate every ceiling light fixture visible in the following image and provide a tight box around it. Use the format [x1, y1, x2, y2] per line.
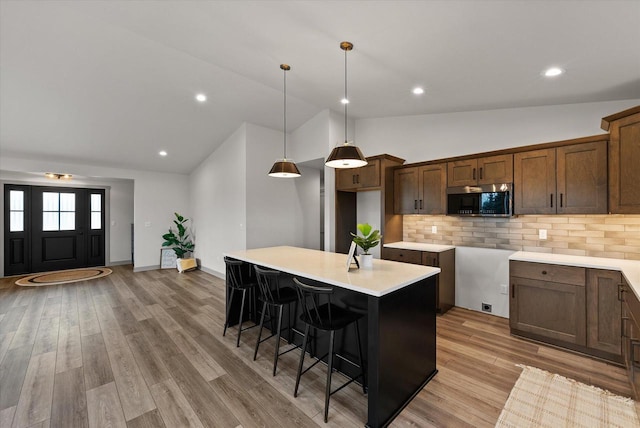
[325, 41, 367, 169]
[159, 150, 168, 156]
[543, 67, 564, 77]
[45, 173, 72, 180]
[195, 93, 207, 102]
[412, 87, 425, 95]
[268, 64, 301, 178]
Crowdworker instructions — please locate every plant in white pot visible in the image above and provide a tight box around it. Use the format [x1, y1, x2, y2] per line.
[350, 223, 381, 269]
[162, 212, 196, 272]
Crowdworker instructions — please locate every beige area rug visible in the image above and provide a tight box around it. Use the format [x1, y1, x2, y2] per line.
[15, 267, 112, 287]
[496, 365, 640, 428]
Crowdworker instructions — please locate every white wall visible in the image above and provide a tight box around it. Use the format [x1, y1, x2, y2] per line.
[0, 156, 189, 273]
[189, 125, 247, 276]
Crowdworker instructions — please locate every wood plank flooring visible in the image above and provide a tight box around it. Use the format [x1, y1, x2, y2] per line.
[0, 266, 634, 427]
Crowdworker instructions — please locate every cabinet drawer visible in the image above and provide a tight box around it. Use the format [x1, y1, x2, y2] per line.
[421, 252, 439, 267]
[384, 248, 422, 265]
[510, 261, 585, 286]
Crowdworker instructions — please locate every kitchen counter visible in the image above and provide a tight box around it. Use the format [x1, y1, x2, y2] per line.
[509, 251, 640, 299]
[224, 246, 440, 297]
[383, 241, 456, 252]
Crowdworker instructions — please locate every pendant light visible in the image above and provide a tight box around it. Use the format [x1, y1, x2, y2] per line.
[269, 64, 301, 178]
[325, 41, 367, 169]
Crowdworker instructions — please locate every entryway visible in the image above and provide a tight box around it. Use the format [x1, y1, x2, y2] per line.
[4, 184, 105, 275]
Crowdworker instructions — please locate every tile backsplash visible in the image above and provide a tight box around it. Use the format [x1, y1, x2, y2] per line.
[403, 215, 640, 260]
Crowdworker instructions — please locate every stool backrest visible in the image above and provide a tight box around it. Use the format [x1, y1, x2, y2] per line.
[224, 257, 247, 290]
[293, 277, 334, 328]
[254, 266, 283, 304]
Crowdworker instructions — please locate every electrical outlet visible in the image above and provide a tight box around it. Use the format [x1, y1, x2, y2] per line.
[539, 229, 547, 240]
[431, 225, 437, 234]
[500, 284, 508, 295]
[482, 303, 492, 313]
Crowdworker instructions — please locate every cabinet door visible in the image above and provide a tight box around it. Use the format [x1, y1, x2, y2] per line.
[394, 167, 419, 214]
[510, 276, 586, 346]
[477, 154, 513, 185]
[514, 148, 556, 214]
[418, 164, 447, 214]
[336, 168, 358, 191]
[557, 141, 607, 214]
[383, 247, 422, 264]
[586, 269, 622, 355]
[447, 159, 478, 187]
[356, 159, 381, 188]
[609, 112, 640, 213]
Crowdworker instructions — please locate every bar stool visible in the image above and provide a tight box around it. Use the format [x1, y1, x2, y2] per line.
[223, 257, 257, 347]
[292, 277, 367, 423]
[253, 266, 302, 376]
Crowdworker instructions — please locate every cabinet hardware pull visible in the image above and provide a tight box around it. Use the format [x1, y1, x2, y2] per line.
[618, 283, 626, 302]
[414, 200, 418, 210]
[550, 194, 553, 208]
[541, 270, 547, 275]
[511, 284, 515, 299]
[352, 175, 356, 184]
[472, 168, 476, 180]
[357, 174, 360, 184]
[479, 167, 483, 180]
[560, 193, 563, 208]
[419, 199, 423, 210]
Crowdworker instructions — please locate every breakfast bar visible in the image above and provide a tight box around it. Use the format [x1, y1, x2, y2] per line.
[224, 246, 440, 428]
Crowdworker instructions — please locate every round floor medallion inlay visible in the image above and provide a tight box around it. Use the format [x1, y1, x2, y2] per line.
[15, 268, 113, 287]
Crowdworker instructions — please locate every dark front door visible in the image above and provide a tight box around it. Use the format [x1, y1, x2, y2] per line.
[4, 184, 105, 275]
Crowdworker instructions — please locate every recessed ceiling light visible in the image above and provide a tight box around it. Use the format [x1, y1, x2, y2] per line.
[340, 98, 349, 104]
[195, 93, 207, 102]
[543, 67, 564, 77]
[159, 151, 167, 156]
[412, 87, 425, 95]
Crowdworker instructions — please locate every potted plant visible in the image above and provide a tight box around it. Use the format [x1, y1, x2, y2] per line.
[350, 223, 381, 268]
[162, 212, 196, 272]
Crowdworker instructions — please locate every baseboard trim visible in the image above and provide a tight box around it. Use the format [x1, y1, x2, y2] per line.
[199, 265, 225, 280]
[133, 264, 160, 273]
[108, 260, 132, 267]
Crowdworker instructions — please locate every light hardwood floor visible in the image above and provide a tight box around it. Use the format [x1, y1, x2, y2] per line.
[0, 266, 634, 427]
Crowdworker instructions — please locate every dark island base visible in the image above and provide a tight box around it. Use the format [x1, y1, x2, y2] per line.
[225, 260, 438, 428]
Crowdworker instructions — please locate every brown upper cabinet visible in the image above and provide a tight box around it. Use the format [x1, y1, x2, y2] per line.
[447, 154, 513, 187]
[602, 106, 640, 214]
[336, 158, 381, 191]
[394, 163, 447, 214]
[514, 140, 607, 214]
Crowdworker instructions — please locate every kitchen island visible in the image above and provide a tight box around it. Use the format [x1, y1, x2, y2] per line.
[224, 246, 440, 428]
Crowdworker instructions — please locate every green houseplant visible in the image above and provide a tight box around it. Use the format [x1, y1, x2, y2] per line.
[350, 223, 381, 268]
[162, 212, 196, 272]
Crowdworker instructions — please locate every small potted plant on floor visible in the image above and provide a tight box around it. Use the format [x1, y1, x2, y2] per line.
[350, 223, 381, 268]
[162, 212, 196, 272]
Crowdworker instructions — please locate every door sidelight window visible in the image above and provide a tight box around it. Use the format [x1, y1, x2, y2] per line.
[9, 190, 24, 232]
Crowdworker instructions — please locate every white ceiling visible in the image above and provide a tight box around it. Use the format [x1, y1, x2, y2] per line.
[1, 1, 639, 174]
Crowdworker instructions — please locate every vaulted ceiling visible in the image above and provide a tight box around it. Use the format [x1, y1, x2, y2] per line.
[1, 1, 639, 173]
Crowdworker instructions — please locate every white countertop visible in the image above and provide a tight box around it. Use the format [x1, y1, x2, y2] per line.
[509, 251, 640, 299]
[383, 242, 456, 252]
[224, 246, 440, 297]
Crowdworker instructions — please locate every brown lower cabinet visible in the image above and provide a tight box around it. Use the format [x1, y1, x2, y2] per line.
[510, 261, 623, 364]
[622, 278, 640, 398]
[383, 247, 455, 314]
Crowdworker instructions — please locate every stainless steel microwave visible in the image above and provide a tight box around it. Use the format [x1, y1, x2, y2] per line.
[447, 183, 513, 217]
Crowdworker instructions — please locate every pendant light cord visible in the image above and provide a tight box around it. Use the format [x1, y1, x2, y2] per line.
[344, 47, 348, 144]
[283, 67, 287, 159]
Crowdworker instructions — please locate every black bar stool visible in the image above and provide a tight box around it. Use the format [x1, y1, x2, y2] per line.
[292, 277, 367, 423]
[223, 257, 257, 347]
[253, 266, 303, 376]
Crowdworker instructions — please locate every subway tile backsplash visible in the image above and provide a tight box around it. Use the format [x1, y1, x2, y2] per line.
[402, 215, 640, 260]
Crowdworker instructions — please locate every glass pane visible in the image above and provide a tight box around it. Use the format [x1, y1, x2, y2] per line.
[10, 211, 24, 232]
[60, 193, 75, 212]
[43, 212, 59, 231]
[91, 194, 102, 212]
[60, 212, 75, 231]
[10, 190, 24, 211]
[43, 192, 59, 211]
[91, 212, 101, 230]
